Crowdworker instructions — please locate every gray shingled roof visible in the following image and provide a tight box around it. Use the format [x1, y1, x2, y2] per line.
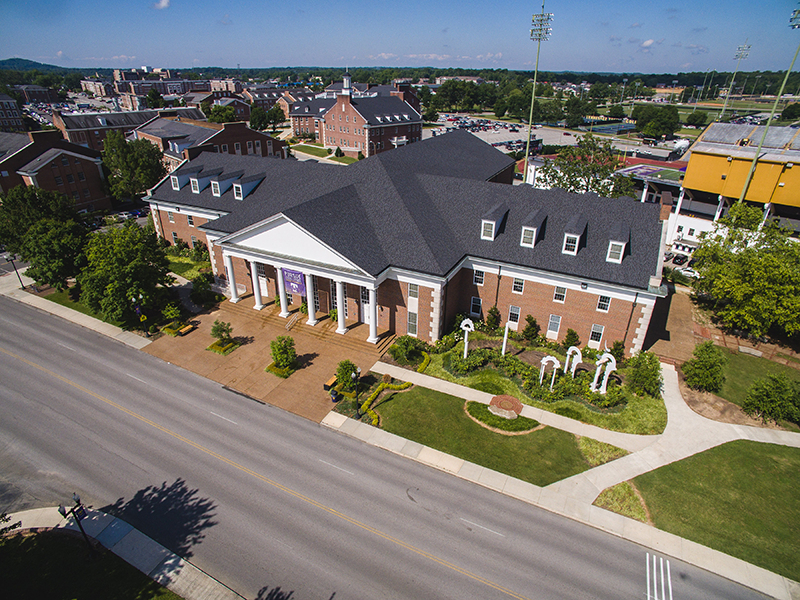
[147, 130, 661, 290]
[0, 132, 30, 160]
[17, 147, 99, 174]
[290, 98, 336, 117]
[342, 96, 421, 125]
[136, 118, 219, 153]
[57, 107, 204, 130]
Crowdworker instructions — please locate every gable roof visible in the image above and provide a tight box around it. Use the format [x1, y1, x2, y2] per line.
[55, 107, 205, 130]
[147, 130, 661, 290]
[331, 96, 421, 125]
[0, 132, 30, 161]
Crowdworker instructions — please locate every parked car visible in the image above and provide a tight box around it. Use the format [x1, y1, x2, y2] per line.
[678, 267, 699, 278]
[663, 252, 675, 262]
[673, 254, 689, 266]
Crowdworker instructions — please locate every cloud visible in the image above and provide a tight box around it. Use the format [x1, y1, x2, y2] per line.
[628, 37, 642, 44]
[475, 52, 502, 62]
[630, 22, 643, 28]
[691, 27, 708, 33]
[152, 0, 170, 9]
[609, 36, 622, 47]
[686, 44, 709, 55]
[112, 54, 137, 62]
[641, 39, 655, 48]
[219, 13, 231, 25]
[56, 50, 64, 58]
[405, 53, 451, 62]
[369, 53, 397, 60]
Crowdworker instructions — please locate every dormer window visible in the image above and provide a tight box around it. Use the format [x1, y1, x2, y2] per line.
[481, 202, 508, 242]
[211, 182, 221, 197]
[190, 179, 199, 193]
[607, 241, 625, 263]
[520, 226, 536, 248]
[233, 184, 243, 200]
[563, 234, 579, 255]
[171, 176, 180, 191]
[481, 220, 495, 240]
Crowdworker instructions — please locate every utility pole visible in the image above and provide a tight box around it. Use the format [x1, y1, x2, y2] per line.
[719, 41, 751, 121]
[523, 1, 553, 185]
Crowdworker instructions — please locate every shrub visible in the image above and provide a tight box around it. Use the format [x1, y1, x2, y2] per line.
[742, 374, 800, 424]
[417, 351, 431, 373]
[522, 315, 540, 342]
[449, 347, 495, 375]
[432, 332, 458, 354]
[190, 243, 209, 262]
[388, 335, 429, 365]
[190, 272, 218, 306]
[357, 151, 365, 160]
[329, 308, 338, 322]
[682, 341, 728, 393]
[486, 306, 501, 331]
[211, 319, 233, 343]
[326, 148, 333, 155]
[299, 301, 308, 315]
[625, 351, 663, 398]
[162, 303, 181, 323]
[336, 359, 359, 391]
[609, 340, 626, 364]
[582, 346, 598, 361]
[562, 328, 580, 350]
[271, 335, 297, 370]
[334, 147, 344, 157]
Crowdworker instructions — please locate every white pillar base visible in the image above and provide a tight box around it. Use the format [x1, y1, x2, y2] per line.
[253, 303, 264, 311]
[229, 297, 241, 304]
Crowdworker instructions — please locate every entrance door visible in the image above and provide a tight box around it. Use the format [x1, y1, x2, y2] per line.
[360, 287, 370, 325]
[256, 264, 269, 297]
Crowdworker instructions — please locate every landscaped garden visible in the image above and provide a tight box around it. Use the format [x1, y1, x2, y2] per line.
[597, 440, 800, 583]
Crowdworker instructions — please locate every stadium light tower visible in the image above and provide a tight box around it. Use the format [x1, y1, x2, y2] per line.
[738, 6, 800, 204]
[719, 40, 751, 121]
[524, 1, 553, 184]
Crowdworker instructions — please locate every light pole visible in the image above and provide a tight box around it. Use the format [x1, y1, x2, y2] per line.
[694, 70, 709, 113]
[620, 78, 628, 104]
[738, 6, 800, 205]
[351, 366, 362, 415]
[720, 41, 750, 121]
[671, 79, 679, 104]
[58, 492, 95, 556]
[524, 1, 553, 184]
[751, 74, 762, 97]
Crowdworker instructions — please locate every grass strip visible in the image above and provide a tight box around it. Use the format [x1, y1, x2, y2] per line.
[593, 482, 648, 523]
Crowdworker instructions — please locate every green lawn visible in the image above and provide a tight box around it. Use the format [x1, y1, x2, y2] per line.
[425, 352, 667, 435]
[330, 156, 358, 164]
[45, 288, 123, 327]
[292, 144, 331, 158]
[0, 529, 182, 599]
[166, 256, 211, 281]
[633, 440, 800, 582]
[716, 350, 800, 408]
[375, 385, 622, 487]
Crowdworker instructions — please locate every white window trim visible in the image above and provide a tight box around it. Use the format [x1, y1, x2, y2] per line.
[473, 269, 484, 286]
[553, 286, 566, 303]
[520, 226, 536, 248]
[481, 220, 495, 241]
[233, 184, 243, 200]
[588, 324, 604, 349]
[546, 314, 561, 339]
[408, 311, 418, 336]
[508, 305, 521, 323]
[606, 241, 625, 264]
[562, 234, 579, 256]
[190, 179, 199, 193]
[512, 278, 524, 294]
[211, 182, 221, 197]
[167, 211, 175, 223]
[470, 296, 482, 316]
[187, 215, 194, 227]
[408, 283, 419, 299]
[170, 176, 180, 191]
[597, 295, 611, 313]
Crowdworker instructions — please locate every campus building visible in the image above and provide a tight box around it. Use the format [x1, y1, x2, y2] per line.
[144, 130, 666, 354]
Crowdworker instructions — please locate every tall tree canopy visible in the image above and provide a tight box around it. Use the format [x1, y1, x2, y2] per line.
[536, 134, 634, 198]
[102, 130, 167, 200]
[266, 105, 286, 131]
[77, 223, 173, 324]
[21, 218, 87, 290]
[0, 185, 79, 255]
[692, 203, 800, 339]
[249, 105, 268, 130]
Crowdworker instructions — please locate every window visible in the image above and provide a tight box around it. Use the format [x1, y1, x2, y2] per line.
[234, 142, 241, 154]
[330, 281, 337, 309]
[286, 292, 293, 305]
[168, 211, 175, 223]
[255, 140, 261, 153]
[61, 157, 69, 166]
[247, 141, 253, 154]
[590, 324, 604, 344]
[72, 191, 79, 199]
[211, 181, 220, 196]
[512, 278, 524, 294]
[78, 172, 85, 181]
[187, 215, 194, 227]
[607, 242, 625, 263]
[508, 305, 521, 324]
[470, 296, 482, 316]
[171, 232, 179, 245]
[408, 312, 418, 336]
[408, 283, 418, 298]
[547, 314, 561, 336]
[677, 225, 684, 233]
[563, 234, 579, 255]
[190, 179, 199, 193]
[473, 269, 484, 286]
[55, 176, 63, 185]
[221, 144, 228, 153]
[520, 226, 536, 248]
[66, 174, 74, 183]
[171, 176, 180, 190]
[597, 295, 611, 312]
[83, 188, 90, 197]
[481, 220, 495, 240]
[190, 235, 197, 248]
[553, 286, 566, 303]
[688, 228, 695, 236]
[233, 184, 243, 200]
[312, 275, 320, 311]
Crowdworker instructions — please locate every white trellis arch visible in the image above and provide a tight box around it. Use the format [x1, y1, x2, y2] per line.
[590, 352, 617, 395]
[460, 318, 475, 359]
[539, 356, 561, 391]
[563, 346, 583, 378]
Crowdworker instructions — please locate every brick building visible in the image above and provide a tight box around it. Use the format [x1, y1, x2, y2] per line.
[0, 130, 111, 211]
[51, 107, 205, 151]
[0, 94, 24, 133]
[144, 130, 666, 354]
[133, 118, 287, 171]
[15, 85, 60, 104]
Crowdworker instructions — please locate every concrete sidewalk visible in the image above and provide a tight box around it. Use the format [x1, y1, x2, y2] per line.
[9, 507, 243, 600]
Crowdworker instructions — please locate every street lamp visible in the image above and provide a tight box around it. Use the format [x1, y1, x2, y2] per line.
[621, 78, 628, 104]
[720, 41, 751, 121]
[752, 74, 762, 96]
[58, 492, 95, 556]
[671, 79, 679, 104]
[351, 366, 362, 415]
[524, 0, 553, 184]
[738, 5, 800, 204]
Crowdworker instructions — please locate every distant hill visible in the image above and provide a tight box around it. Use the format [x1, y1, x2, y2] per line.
[0, 58, 74, 72]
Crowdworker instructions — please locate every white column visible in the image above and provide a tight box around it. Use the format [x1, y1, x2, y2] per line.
[714, 195, 726, 221]
[367, 287, 378, 344]
[759, 202, 772, 230]
[336, 280, 347, 334]
[640, 182, 649, 203]
[276, 267, 290, 318]
[305, 272, 317, 326]
[667, 187, 686, 243]
[224, 253, 239, 303]
[250, 262, 264, 310]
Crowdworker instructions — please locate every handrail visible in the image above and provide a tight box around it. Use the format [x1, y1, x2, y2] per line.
[285, 314, 298, 331]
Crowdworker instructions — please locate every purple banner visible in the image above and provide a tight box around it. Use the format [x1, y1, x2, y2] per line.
[283, 269, 306, 296]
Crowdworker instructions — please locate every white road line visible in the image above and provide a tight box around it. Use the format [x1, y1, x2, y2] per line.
[126, 373, 145, 383]
[460, 518, 505, 537]
[210, 411, 237, 425]
[58, 342, 76, 351]
[318, 459, 354, 475]
[646, 552, 672, 600]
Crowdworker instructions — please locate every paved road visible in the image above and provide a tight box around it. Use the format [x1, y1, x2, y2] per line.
[0, 295, 768, 600]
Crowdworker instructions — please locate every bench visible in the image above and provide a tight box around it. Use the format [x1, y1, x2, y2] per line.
[178, 324, 195, 336]
[323, 375, 337, 391]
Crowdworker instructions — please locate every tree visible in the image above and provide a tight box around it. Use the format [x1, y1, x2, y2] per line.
[486, 306, 501, 330]
[102, 131, 167, 200]
[536, 134, 632, 198]
[682, 341, 727, 393]
[0, 185, 80, 255]
[522, 315, 540, 341]
[146, 88, 165, 108]
[334, 147, 344, 157]
[562, 328, 580, 349]
[632, 104, 680, 139]
[685, 111, 708, 127]
[742, 374, 800, 424]
[21, 218, 87, 290]
[207, 105, 237, 123]
[423, 106, 439, 122]
[266, 105, 286, 131]
[336, 359, 359, 391]
[692, 202, 800, 339]
[626, 351, 663, 398]
[271, 335, 297, 370]
[249, 105, 268, 130]
[211, 319, 233, 343]
[780, 102, 800, 121]
[77, 222, 174, 324]
[607, 104, 625, 119]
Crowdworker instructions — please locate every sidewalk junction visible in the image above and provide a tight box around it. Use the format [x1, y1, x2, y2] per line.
[2, 270, 799, 600]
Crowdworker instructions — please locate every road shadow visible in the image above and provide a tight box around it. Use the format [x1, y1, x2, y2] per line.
[100, 478, 217, 559]
[253, 585, 295, 600]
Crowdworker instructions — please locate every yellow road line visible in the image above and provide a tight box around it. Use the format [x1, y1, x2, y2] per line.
[0, 345, 530, 600]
